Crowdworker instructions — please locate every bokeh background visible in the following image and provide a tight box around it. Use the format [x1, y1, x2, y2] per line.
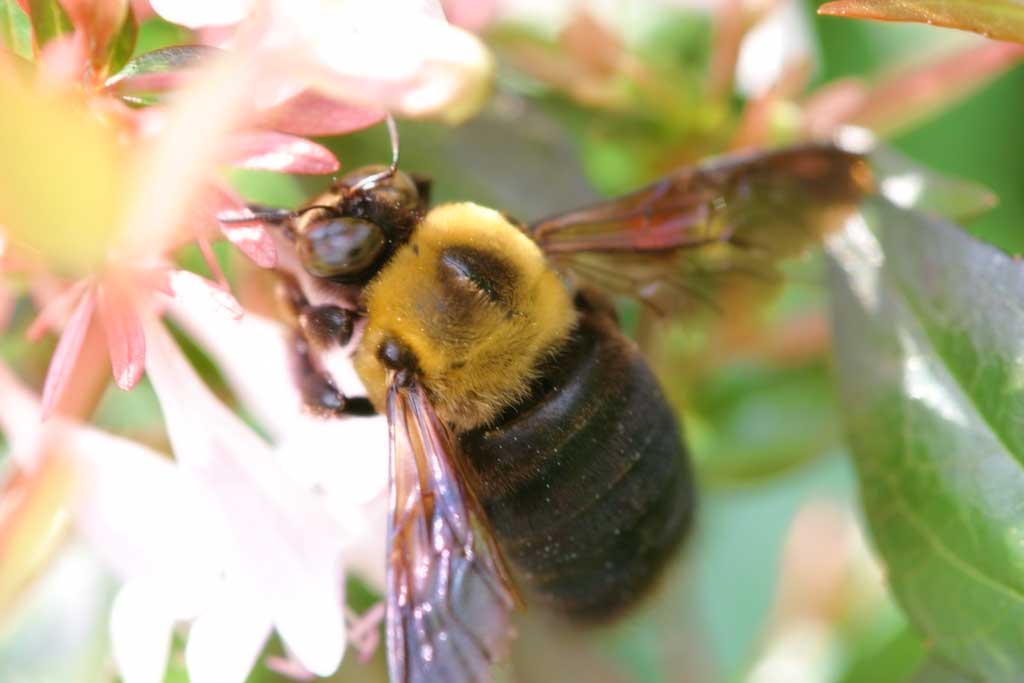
[1, 1, 1022, 682]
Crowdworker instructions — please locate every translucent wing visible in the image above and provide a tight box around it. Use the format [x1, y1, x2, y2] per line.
[386, 378, 517, 683]
[529, 143, 873, 316]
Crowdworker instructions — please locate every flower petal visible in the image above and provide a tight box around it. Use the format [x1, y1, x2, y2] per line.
[148, 0, 252, 28]
[221, 221, 277, 268]
[441, 0, 497, 31]
[284, 4, 494, 122]
[117, 46, 268, 261]
[110, 580, 176, 683]
[228, 130, 339, 174]
[165, 270, 244, 320]
[97, 280, 146, 390]
[209, 184, 277, 268]
[0, 361, 45, 460]
[185, 582, 273, 683]
[26, 278, 90, 341]
[257, 90, 384, 136]
[40, 286, 96, 420]
[144, 321, 347, 677]
[166, 306, 304, 439]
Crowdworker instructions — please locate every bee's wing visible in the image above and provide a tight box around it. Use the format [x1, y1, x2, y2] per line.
[386, 378, 518, 683]
[529, 144, 873, 316]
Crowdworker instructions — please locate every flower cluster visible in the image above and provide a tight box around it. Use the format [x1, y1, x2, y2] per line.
[0, 1, 491, 681]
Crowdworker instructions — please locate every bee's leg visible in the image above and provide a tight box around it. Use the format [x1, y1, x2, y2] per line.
[278, 278, 376, 417]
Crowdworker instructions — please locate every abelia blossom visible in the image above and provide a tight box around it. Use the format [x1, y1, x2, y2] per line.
[0, 309, 388, 683]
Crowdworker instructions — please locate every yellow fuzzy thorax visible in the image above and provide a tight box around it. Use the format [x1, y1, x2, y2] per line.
[354, 202, 577, 431]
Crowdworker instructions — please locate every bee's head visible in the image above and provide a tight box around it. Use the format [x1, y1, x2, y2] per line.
[293, 165, 426, 285]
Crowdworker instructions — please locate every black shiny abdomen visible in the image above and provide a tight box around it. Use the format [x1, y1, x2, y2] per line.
[457, 297, 696, 621]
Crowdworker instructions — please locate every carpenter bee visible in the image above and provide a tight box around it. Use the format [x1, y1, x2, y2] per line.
[221, 120, 872, 683]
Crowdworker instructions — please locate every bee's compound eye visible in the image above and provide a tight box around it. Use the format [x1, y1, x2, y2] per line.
[297, 216, 386, 280]
[342, 166, 419, 209]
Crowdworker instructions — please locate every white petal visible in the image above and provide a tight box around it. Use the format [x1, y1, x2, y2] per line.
[144, 320, 349, 675]
[70, 425, 222, 585]
[273, 563, 346, 676]
[276, 416, 388, 506]
[110, 580, 176, 683]
[736, 0, 813, 97]
[273, 2, 493, 121]
[150, 0, 254, 27]
[167, 303, 307, 440]
[0, 360, 44, 467]
[186, 583, 273, 683]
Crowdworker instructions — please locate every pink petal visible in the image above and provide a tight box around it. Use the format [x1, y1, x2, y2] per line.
[211, 185, 277, 268]
[257, 91, 384, 136]
[195, 233, 229, 288]
[441, 0, 497, 31]
[14, 0, 28, 15]
[40, 287, 96, 420]
[26, 279, 90, 341]
[221, 223, 277, 268]
[165, 270, 243, 320]
[228, 131, 339, 175]
[38, 33, 90, 85]
[97, 281, 146, 391]
[130, 0, 154, 21]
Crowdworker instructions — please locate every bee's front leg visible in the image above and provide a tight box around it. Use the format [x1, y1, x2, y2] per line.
[279, 278, 376, 417]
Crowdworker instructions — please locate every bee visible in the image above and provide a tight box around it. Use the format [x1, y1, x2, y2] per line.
[222, 121, 872, 683]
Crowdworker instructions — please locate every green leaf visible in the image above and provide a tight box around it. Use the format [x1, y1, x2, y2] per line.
[914, 656, 982, 682]
[26, 0, 72, 49]
[819, 0, 1024, 44]
[105, 44, 220, 91]
[829, 197, 1024, 681]
[0, 0, 32, 59]
[104, 4, 136, 77]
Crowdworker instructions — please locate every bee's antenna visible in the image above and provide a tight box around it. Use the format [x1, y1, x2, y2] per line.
[351, 114, 399, 194]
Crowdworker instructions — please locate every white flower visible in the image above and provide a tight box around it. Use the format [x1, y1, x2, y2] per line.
[0, 308, 388, 683]
[149, 0, 494, 122]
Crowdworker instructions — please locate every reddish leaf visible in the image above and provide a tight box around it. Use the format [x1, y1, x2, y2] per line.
[803, 41, 1024, 137]
[26, 0, 73, 50]
[258, 90, 384, 137]
[96, 280, 145, 391]
[228, 131, 339, 174]
[59, 0, 131, 74]
[819, 0, 1024, 44]
[40, 285, 95, 419]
